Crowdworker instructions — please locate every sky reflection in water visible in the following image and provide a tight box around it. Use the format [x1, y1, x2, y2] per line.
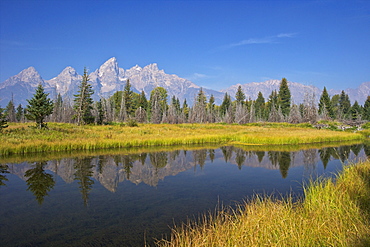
[0, 144, 368, 246]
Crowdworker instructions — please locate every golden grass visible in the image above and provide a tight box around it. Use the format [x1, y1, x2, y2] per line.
[157, 160, 370, 247]
[0, 122, 365, 155]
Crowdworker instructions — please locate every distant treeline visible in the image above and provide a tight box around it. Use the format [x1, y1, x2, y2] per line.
[1, 72, 370, 128]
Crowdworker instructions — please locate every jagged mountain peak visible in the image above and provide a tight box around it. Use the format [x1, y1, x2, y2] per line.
[17, 66, 43, 81]
[143, 63, 159, 71]
[97, 57, 120, 76]
[55, 66, 78, 77]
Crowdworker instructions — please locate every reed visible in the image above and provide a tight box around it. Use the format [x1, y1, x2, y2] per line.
[0, 122, 366, 155]
[157, 160, 370, 247]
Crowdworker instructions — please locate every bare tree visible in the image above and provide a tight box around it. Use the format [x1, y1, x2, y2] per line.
[288, 103, 302, 123]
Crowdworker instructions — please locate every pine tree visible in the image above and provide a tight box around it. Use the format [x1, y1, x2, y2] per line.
[220, 93, 231, 117]
[149, 87, 168, 123]
[318, 87, 334, 119]
[182, 99, 189, 121]
[138, 90, 148, 111]
[73, 68, 94, 125]
[255, 91, 266, 121]
[25, 84, 54, 129]
[339, 90, 351, 119]
[0, 107, 8, 133]
[5, 99, 16, 122]
[123, 79, 134, 117]
[330, 94, 340, 120]
[16, 104, 24, 122]
[267, 90, 278, 120]
[192, 88, 207, 123]
[349, 101, 362, 120]
[207, 94, 216, 123]
[363, 96, 370, 121]
[278, 78, 291, 117]
[96, 99, 104, 125]
[235, 85, 245, 105]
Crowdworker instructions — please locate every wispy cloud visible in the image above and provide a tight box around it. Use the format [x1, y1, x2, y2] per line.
[186, 72, 214, 81]
[222, 32, 297, 49]
[0, 40, 65, 51]
[0, 40, 27, 47]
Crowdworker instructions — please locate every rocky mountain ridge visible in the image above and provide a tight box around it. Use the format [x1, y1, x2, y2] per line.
[0, 57, 368, 107]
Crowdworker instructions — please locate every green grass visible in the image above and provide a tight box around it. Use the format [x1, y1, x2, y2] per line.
[156, 159, 370, 247]
[0, 122, 366, 155]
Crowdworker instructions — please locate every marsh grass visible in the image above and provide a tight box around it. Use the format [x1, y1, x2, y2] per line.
[0, 122, 365, 155]
[157, 160, 370, 247]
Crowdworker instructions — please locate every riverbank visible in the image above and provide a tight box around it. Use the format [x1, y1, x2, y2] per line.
[0, 122, 367, 155]
[157, 159, 370, 246]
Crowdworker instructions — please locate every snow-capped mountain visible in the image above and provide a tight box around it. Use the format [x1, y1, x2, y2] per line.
[0, 57, 368, 107]
[0, 57, 224, 106]
[0, 67, 46, 106]
[46, 66, 82, 100]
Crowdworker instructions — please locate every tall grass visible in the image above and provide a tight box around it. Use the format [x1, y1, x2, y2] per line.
[0, 122, 366, 155]
[157, 160, 370, 247]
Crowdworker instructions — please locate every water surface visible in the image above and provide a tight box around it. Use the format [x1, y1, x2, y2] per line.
[0, 143, 368, 246]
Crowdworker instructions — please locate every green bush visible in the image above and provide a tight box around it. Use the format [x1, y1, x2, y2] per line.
[126, 119, 138, 127]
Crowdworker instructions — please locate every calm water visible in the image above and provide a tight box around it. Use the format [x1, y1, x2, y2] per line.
[0, 144, 368, 246]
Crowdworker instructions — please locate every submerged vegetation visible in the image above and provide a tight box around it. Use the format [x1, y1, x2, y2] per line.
[0, 122, 367, 155]
[157, 159, 370, 247]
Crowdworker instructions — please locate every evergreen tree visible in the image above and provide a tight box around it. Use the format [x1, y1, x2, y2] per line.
[182, 99, 189, 120]
[318, 87, 334, 119]
[5, 99, 16, 122]
[52, 93, 63, 122]
[254, 91, 266, 121]
[16, 104, 24, 122]
[0, 107, 8, 133]
[149, 87, 168, 123]
[278, 78, 291, 117]
[191, 88, 207, 123]
[123, 79, 134, 116]
[207, 94, 216, 123]
[363, 96, 370, 121]
[339, 90, 351, 119]
[96, 99, 105, 125]
[25, 84, 54, 129]
[349, 101, 362, 120]
[220, 93, 231, 117]
[330, 94, 340, 120]
[235, 85, 246, 105]
[73, 68, 94, 125]
[138, 90, 148, 111]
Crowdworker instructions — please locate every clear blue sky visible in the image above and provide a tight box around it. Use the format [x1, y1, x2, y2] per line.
[1, 0, 369, 91]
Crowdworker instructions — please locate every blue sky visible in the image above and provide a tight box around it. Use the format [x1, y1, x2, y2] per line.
[1, 0, 369, 91]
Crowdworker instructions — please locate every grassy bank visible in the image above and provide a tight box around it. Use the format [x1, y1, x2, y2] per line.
[157, 159, 370, 247]
[0, 122, 366, 155]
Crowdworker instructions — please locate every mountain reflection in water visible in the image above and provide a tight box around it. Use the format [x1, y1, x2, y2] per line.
[0, 144, 368, 246]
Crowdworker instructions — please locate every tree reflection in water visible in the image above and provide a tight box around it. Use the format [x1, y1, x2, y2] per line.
[5, 143, 367, 206]
[0, 164, 9, 186]
[25, 161, 55, 204]
[74, 157, 94, 206]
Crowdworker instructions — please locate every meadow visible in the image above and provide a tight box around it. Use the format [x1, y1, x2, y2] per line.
[157, 159, 370, 246]
[0, 122, 367, 155]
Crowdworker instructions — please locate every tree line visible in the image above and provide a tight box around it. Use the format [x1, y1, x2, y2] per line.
[1, 72, 370, 130]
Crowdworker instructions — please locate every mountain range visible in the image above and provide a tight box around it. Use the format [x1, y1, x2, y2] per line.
[1, 57, 369, 107]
